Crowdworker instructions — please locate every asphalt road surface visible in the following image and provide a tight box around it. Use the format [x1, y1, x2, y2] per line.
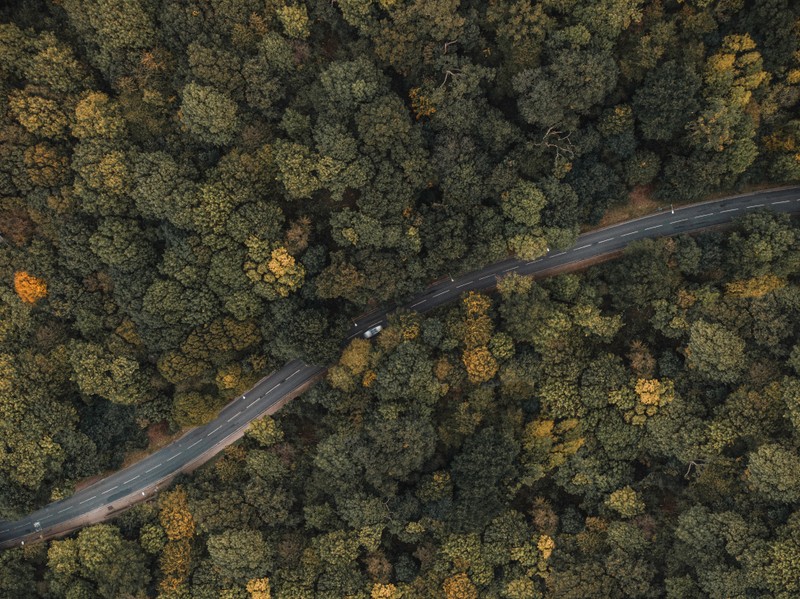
[2, 185, 799, 549]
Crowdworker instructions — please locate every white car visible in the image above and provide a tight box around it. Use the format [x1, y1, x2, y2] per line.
[363, 324, 383, 339]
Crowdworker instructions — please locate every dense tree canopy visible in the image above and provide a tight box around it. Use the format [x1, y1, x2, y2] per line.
[1, 0, 799, 596]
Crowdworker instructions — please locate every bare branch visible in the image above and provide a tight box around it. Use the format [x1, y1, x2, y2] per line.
[439, 68, 462, 88]
[684, 459, 707, 479]
[443, 40, 459, 54]
[537, 124, 575, 164]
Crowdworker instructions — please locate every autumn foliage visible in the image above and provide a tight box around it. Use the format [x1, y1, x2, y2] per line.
[246, 577, 272, 599]
[159, 486, 195, 541]
[158, 486, 195, 595]
[460, 292, 498, 383]
[13, 271, 47, 303]
[443, 573, 478, 599]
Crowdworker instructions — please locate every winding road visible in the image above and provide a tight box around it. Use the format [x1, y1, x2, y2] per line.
[2, 184, 799, 549]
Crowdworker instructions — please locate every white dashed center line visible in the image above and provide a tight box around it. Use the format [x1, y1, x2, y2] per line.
[772, 200, 790, 205]
[79, 496, 97, 505]
[575, 244, 591, 250]
[286, 369, 301, 380]
[670, 219, 688, 224]
[456, 281, 473, 288]
[621, 230, 639, 237]
[207, 426, 222, 437]
[101, 485, 118, 495]
[187, 440, 201, 450]
[227, 411, 242, 423]
[720, 208, 738, 213]
[410, 300, 426, 308]
[747, 204, 764, 208]
[123, 475, 140, 484]
[645, 224, 663, 230]
[554, 251, 566, 256]
[695, 213, 714, 219]
[144, 464, 161, 474]
[504, 266, 519, 272]
[58, 507, 70, 514]
[479, 274, 494, 280]
[433, 290, 449, 298]
[166, 452, 182, 462]
[597, 237, 615, 244]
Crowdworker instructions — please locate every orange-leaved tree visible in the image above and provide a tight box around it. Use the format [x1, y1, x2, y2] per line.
[14, 271, 47, 303]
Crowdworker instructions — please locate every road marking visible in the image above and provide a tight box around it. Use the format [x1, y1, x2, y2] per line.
[123, 475, 140, 484]
[166, 452, 182, 462]
[79, 496, 97, 505]
[433, 290, 449, 298]
[455, 281, 473, 288]
[772, 200, 790, 205]
[410, 300, 426, 308]
[575, 244, 591, 250]
[0, 529, 8, 533]
[13, 524, 25, 531]
[526, 260, 539, 265]
[227, 411, 242, 423]
[187, 440, 201, 450]
[746, 203, 764, 208]
[479, 274, 494, 280]
[101, 485, 118, 495]
[145, 464, 161, 474]
[247, 399, 258, 408]
[720, 208, 739, 213]
[597, 237, 615, 244]
[40, 515, 53, 522]
[644, 224, 662, 231]
[286, 368, 301, 380]
[554, 251, 566, 256]
[670, 218, 688, 224]
[695, 213, 714, 218]
[266, 384, 279, 394]
[57, 508, 70, 514]
[207, 425, 222, 437]
[621, 230, 639, 237]
[503, 266, 519, 272]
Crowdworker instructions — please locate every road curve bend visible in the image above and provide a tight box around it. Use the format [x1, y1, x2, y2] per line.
[2, 184, 799, 549]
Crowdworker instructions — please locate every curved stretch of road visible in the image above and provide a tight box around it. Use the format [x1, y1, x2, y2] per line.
[2, 185, 799, 549]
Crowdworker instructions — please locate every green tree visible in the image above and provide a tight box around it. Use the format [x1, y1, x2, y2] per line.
[747, 443, 800, 503]
[180, 82, 240, 146]
[633, 60, 701, 141]
[68, 341, 151, 405]
[685, 320, 746, 384]
[207, 529, 274, 584]
[47, 523, 150, 599]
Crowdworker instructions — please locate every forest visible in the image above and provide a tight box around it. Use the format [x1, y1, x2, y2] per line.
[0, 0, 799, 596]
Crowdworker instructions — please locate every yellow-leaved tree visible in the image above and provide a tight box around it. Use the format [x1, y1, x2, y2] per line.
[371, 582, 402, 599]
[244, 237, 306, 299]
[460, 292, 498, 383]
[158, 486, 195, 596]
[246, 577, 271, 599]
[443, 572, 478, 599]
